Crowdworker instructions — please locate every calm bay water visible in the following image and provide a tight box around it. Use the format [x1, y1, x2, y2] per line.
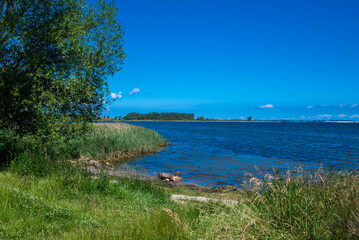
[119, 121, 359, 187]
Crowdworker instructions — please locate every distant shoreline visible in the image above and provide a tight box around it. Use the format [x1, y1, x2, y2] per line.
[96, 120, 359, 123]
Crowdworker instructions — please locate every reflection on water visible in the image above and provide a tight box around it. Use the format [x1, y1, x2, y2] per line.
[117, 122, 359, 187]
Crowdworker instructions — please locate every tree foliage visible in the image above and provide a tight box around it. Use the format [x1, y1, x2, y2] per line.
[0, 0, 125, 138]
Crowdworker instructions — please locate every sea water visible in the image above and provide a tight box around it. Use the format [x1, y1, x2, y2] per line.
[119, 121, 359, 187]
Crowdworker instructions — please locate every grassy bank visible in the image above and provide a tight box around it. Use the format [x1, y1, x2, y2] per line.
[0, 172, 185, 239]
[1, 124, 359, 239]
[0, 123, 167, 170]
[1, 168, 359, 239]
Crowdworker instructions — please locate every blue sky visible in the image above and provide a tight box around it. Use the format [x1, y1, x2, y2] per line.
[101, 0, 358, 120]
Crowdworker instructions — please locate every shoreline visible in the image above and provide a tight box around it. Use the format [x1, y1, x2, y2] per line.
[97, 120, 359, 123]
[81, 160, 238, 192]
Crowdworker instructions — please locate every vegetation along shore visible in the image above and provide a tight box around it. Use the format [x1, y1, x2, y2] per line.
[99, 112, 358, 123]
[1, 123, 359, 239]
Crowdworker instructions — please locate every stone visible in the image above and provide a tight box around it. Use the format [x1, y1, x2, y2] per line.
[173, 172, 181, 177]
[88, 160, 98, 166]
[158, 173, 173, 180]
[171, 176, 183, 182]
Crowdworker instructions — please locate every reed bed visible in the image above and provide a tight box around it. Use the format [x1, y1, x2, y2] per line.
[0, 123, 167, 170]
[77, 123, 168, 163]
[54, 123, 168, 164]
[188, 167, 359, 239]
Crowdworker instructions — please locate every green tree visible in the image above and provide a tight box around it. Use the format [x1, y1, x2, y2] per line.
[0, 0, 125, 138]
[247, 116, 252, 121]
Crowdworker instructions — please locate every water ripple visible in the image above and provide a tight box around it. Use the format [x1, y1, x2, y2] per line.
[118, 122, 359, 187]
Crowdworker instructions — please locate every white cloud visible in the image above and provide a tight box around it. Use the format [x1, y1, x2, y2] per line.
[350, 114, 359, 119]
[307, 106, 313, 109]
[129, 87, 140, 95]
[110, 91, 122, 99]
[337, 114, 347, 118]
[300, 116, 306, 119]
[339, 103, 348, 107]
[316, 114, 332, 119]
[351, 104, 358, 108]
[259, 104, 274, 109]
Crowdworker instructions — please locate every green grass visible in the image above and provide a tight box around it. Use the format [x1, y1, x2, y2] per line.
[0, 172, 190, 239]
[57, 123, 168, 163]
[1, 124, 359, 239]
[0, 123, 167, 173]
[0, 170, 232, 239]
[1, 168, 359, 239]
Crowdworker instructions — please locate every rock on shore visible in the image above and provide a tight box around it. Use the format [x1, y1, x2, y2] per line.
[158, 172, 183, 182]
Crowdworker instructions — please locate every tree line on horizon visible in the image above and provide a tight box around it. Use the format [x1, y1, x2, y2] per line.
[121, 112, 195, 120]
[100, 113, 254, 121]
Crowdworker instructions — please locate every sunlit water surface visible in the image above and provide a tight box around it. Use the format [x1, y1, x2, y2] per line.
[116, 122, 359, 187]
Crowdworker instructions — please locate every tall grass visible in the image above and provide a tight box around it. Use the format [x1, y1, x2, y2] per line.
[0, 123, 167, 176]
[77, 123, 167, 162]
[186, 168, 359, 239]
[2, 165, 359, 239]
[247, 168, 359, 239]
